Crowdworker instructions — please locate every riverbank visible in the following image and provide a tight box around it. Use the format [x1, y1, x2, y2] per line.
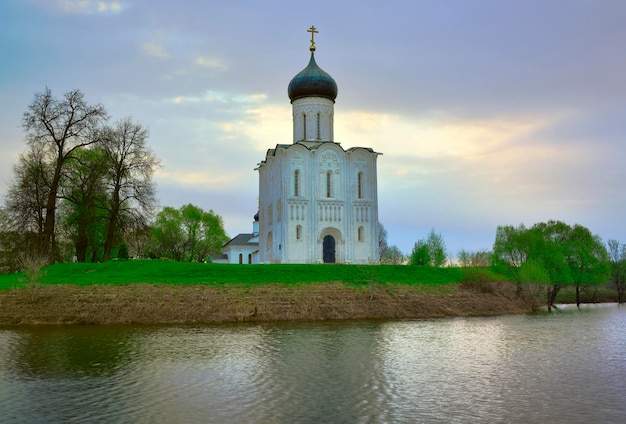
[0, 282, 534, 325]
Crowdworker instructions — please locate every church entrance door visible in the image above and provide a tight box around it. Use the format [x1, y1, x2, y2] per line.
[323, 235, 336, 263]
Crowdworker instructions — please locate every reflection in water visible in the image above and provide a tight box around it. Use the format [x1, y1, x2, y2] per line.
[1, 304, 625, 423]
[11, 326, 135, 378]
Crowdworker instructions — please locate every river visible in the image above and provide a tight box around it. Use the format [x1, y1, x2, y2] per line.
[1, 304, 625, 423]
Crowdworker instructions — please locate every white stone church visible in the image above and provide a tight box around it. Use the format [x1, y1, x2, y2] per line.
[220, 27, 381, 264]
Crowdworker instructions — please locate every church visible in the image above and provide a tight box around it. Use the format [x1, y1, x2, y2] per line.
[254, 26, 382, 264]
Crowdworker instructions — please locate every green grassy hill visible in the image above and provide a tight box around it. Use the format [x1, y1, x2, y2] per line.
[0, 260, 464, 290]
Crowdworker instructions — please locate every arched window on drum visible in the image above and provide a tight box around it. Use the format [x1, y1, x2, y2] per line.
[294, 169, 300, 197]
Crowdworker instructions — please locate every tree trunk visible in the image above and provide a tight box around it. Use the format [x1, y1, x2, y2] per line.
[547, 286, 552, 312]
[102, 215, 117, 262]
[75, 229, 88, 262]
[576, 285, 581, 308]
[42, 160, 64, 262]
[102, 188, 120, 262]
[547, 285, 560, 312]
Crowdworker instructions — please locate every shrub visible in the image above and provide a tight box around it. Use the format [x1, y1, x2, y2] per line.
[460, 267, 508, 295]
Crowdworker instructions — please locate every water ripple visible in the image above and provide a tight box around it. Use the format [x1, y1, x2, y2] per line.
[1, 306, 625, 423]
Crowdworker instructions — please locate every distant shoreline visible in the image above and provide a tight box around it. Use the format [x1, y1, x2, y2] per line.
[0, 282, 538, 326]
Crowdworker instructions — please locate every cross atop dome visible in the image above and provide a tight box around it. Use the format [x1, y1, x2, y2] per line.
[307, 25, 318, 52]
[287, 26, 338, 102]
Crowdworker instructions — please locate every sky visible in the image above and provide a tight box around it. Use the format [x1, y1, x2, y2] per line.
[1, 0, 625, 258]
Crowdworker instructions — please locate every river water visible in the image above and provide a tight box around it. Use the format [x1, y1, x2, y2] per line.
[1, 304, 625, 423]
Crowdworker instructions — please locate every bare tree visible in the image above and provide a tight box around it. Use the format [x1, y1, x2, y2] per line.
[457, 249, 491, 267]
[378, 221, 388, 262]
[22, 88, 108, 258]
[100, 118, 159, 261]
[4, 146, 51, 235]
[381, 245, 406, 264]
[2, 147, 54, 268]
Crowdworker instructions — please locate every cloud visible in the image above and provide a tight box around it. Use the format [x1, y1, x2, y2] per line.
[330, 108, 598, 253]
[156, 169, 244, 188]
[195, 57, 228, 71]
[51, 0, 124, 14]
[335, 109, 557, 161]
[96, 1, 122, 13]
[219, 105, 291, 149]
[143, 42, 169, 58]
[168, 91, 266, 105]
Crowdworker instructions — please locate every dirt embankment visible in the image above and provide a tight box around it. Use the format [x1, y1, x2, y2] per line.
[0, 282, 535, 326]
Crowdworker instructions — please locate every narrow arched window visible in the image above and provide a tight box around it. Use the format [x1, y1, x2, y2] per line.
[358, 171, 364, 199]
[358, 226, 364, 242]
[326, 171, 332, 198]
[294, 169, 300, 196]
[302, 113, 306, 140]
[248, 254, 252, 264]
[238, 253, 243, 264]
[317, 113, 320, 140]
[296, 225, 302, 240]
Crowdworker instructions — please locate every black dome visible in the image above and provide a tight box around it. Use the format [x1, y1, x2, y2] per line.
[288, 53, 338, 102]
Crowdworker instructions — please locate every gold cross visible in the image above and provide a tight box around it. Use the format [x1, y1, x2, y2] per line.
[307, 25, 318, 52]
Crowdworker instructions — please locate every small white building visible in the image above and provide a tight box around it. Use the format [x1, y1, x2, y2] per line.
[215, 213, 259, 264]
[255, 28, 382, 264]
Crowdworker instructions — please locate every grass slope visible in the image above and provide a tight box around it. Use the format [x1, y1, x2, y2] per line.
[0, 260, 464, 290]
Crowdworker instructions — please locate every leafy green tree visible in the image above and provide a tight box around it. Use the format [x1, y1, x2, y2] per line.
[491, 224, 530, 272]
[410, 240, 430, 266]
[410, 229, 447, 266]
[117, 242, 129, 259]
[517, 258, 551, 311]
[60, 148, 109, 262]
[22, 88, 108, 259]
[531, 225, 572, 310]
[150, 204, 229, 262]
[491, 220, 609, 311]
[607, 239, 626, 304]
[566, 224, 609, 306]
[150, 206, 185, 260]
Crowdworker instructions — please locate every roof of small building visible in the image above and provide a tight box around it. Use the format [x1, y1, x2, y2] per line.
[223, 233, 259, 247]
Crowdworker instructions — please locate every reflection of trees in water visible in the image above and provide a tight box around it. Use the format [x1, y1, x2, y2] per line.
[11, 326, 137, 379]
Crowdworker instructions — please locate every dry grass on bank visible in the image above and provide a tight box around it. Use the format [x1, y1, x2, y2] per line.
[0, 282, 531, 325]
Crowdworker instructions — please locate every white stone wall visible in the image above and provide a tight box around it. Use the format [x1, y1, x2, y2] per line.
[347, 148, 380, 263]
[258, 141, 380, 264]
[225, 247, 255, 264]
